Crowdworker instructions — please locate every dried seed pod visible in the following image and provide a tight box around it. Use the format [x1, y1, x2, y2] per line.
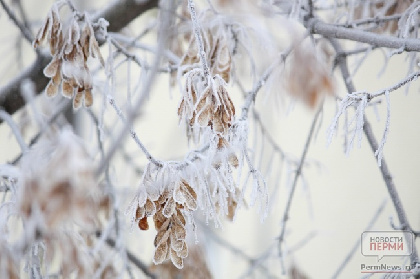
[180, 180, 197, 210]
[154, 213, 170, 231]
[153, 241, 169, 265]
[136, 206, 145, 220]
[84, 88, 93, 107]
[154, 228, 170, 247]
[138, 216, 149, 230]
[170, 248, 183, 269]
[73, 91, 83, 109]
[177, 242, 188, 258]
[170, 232, 184, 252]
[163, 197, 176, 218]
[43, 57, 61, 78]
[172, 222, 186, 240]
[46, 80, 58, 97]
[62, 80, 74, 98]
[145, 199, 156, 217]
[174, 209, 186, 226]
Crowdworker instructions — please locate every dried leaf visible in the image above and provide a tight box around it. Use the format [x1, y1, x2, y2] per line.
[136, 206, 145, 220]
[138, 216, 149, 230]
[170, 248, 183, 269]
[180, 180, 197, 210]
[153, 241, 169, 265]
[52, 68, 62, 85]
[172, 223, 186, 240]
[227, 200, 237, 221]
[73, 91, 83, 109]
[62, 80, 74, 98]
[44, 57, 60, 77]
[84, 88, 93, 107]
[177, 241, 188, 258]
[46, 80, 58, 97]
[174, 209, 186, 226]
[33, 16, 50, 48]
[154, 213, 170, 231]
[170, 232, 184, 252]
[154, 228, 170, 247]
[80, 24, 91, 59]
[145, 199, 156, 217]
[163, 197, 176, 218]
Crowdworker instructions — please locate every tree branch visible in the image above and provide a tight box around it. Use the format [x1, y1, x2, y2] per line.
[306, 18, 420, 51]
[0, 0, 159, 122]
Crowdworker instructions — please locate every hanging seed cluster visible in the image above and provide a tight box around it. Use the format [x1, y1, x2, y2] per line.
[178, 27, 235, 137]
[33, 4, 104, 109]
[134, 178, 197, 269]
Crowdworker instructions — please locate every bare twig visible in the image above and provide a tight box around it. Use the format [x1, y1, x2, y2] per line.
[106, 96, 163, 168]
[278, 104, 323, 273]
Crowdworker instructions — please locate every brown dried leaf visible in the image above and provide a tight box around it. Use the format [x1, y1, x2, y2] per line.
[62, 80, 74, 98]
[33, 17, 50, 48]
[154, 228, 170, 247]
[145, 199, 156, 217]
[138, 216, 149, 230]
[46, 80, 58, 97]
[227, 200, 237, 221]
[170, 248, 183, 269]
[170, 232, 184, 252]
[44, 57, 60, 78]
[84, 88, 93, 107]
[80, 24, 91, 59]
[153, 211, 167, 230]
[197, 106, 211, 126]
[180, 180, 197, 210]
[175, 209, 186, 226]
[136, 206, 145, 220]
[177, 241, 188, 258]
[153, 241, 169, 265]
[52, 68, 62, 85]
[173, 223, 186, 240]
[73, 91, 83, 109]
[163, 197, 176, 218]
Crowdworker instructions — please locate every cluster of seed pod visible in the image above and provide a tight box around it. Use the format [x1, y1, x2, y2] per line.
[178, 74, 235, 136]
[135, 179, 197, 269]
[33, 4, 104, 109]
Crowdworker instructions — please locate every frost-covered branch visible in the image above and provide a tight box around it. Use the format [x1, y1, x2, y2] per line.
[305, 17, 420, 51]
[106, 96, 163, 168]
[187, 0, 210, 79]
